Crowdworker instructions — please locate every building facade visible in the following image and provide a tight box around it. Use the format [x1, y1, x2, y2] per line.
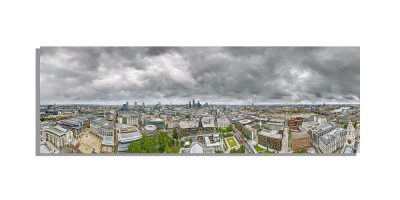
[258, 130, 283, 151]
[290, 131, 311, 152]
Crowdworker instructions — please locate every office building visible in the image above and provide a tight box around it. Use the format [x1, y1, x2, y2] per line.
[258, 130, 282, 151]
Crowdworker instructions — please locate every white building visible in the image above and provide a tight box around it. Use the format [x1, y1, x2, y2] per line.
[118, 131, 142, 151]
[41, 125, 73, 150]
[90, 118, 113, 137]
[341, 121, 357, 154]
[319, 127, 347, 154]
[117, 112, 140, 127]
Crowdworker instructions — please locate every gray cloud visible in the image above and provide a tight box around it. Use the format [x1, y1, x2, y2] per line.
[40, 47, 360, 105]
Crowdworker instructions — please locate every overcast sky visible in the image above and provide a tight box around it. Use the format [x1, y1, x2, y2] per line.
[40, 47, 360, 105]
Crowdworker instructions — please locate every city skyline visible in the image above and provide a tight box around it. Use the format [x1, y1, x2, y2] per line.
[40, 47, 360, 105]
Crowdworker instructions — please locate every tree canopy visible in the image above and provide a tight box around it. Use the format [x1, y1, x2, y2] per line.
[127, 132, 179, 153]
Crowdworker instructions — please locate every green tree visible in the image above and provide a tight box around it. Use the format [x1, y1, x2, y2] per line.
[128, 141, 144, 153]
[227, 124, 233, 132]
[172, 128, 179, 140]
[127, 135, 158, 153]
[141, 136, 159, 153]
[156, 132, 173, 152]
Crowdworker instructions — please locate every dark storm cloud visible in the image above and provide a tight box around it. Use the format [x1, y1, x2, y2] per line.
[40, 47, 360, 104]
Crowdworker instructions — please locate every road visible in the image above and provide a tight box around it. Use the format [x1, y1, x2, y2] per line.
[233, 128, 255, 153]
[279, 112, 290, 153]
[280, 127, 289, 153]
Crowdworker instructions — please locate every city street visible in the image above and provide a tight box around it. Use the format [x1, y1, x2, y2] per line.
[233, 128, 255, 153]
[280, 127, 289, 153]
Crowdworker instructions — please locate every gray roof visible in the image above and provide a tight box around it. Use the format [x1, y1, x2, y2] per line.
[343, 146, 354, 154]
[45, 125, 70, 137]
[259, 130, 282, 140]
[319, 128, 346, 145]
[201, 117, 216, 128]
[144, 125, 157, 131]
[179, 120, 199, 129]
[189, 143, 204, 154]
[118, 132, 142, 143]
[102, 136, 114, 146]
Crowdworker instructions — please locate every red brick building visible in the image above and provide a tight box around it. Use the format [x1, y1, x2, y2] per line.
[290, 130, 311, 152]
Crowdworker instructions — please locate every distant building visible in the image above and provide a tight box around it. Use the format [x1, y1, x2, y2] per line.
[288, 117, 303, 131]
[104, 110, 116, 121]
[46, 110, 61, 116]
[258, 130, 283, 151]
[201, 117, 216, 132]
[178, 120, 199, 136]
[235, 119, 252, 132]
[243, 125, 257, 140]
[217, 117, 231, 129]
[118, 112, 139, 127]
[59, 116, 89, 138]
[90, 118, 114, 138]
[144, 118, 165, 130]
[121, 101, 129, 111]
[265, 118, 285, 131]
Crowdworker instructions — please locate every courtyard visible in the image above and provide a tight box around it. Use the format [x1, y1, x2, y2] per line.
[78, 129, 102, 153]
[226, 137, 238, 148]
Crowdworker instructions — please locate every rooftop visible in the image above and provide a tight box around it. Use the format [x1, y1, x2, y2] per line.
[239, 119, 252, 125]
[319, 128, 346, 145]
[118, 132, 142, 143]
[343, 146, 354, 154]
[201, 117, 215, 128]
[44, 125, 71, 137]
[179, 120, 199, 129]
[144, 125, 157, 131]
[291, 131, 310, 140]
[102, 136, 114, 146]
[259, 129, 282, 140]
[189, 143, 204, 154]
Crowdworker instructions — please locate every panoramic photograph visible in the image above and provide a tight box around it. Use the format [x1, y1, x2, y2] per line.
[38, 47, 360, 155]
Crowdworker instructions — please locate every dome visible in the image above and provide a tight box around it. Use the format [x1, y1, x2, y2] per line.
[344, 146, 354, 154]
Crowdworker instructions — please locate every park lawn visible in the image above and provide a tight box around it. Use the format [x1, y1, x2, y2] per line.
[227, 138, 237, 148]
[254, 145, 266, 152]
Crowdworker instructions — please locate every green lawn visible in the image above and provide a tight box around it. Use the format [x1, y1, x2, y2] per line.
[254, 144, 274, 154]
[254, 145, 266, 152]
[227, 138, 237, 148]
